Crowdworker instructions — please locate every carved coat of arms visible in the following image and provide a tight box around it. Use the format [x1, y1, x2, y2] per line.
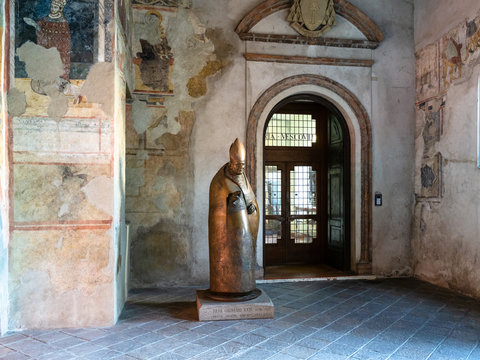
[288, 0, 336, 37]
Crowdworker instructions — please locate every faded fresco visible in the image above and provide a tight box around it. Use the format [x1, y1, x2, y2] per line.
[7, 0, 121, 329]
[15, 0, 100, 79]
[416, 16, 480, 103]
[415, 43, 440, 103]
[416, 16, 480, 100]
[419, 153, 442, 199]
[414, 10, 480, 298]
[132, 0, 191, 7]
[127, 1, 229, 287]
[415, 13, 480, 200]
[132, 7, 174, 107]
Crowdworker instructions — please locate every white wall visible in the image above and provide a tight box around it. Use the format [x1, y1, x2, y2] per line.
[190, 0, 415, 280]
[413, 0, 480, 297]
[415, 0, 480, 50]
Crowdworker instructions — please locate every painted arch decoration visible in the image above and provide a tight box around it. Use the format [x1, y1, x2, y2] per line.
[236, 0, 384, 49]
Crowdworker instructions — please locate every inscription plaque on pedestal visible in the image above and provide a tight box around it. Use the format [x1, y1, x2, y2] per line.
[196, 289, 274, 321]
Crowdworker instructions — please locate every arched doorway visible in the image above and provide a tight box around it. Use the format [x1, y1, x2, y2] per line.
[246, 74, 373, 276]
[263, 95, 350, 274]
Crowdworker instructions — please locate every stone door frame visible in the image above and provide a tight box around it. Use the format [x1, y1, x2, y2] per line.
[246, 74, 372, 274]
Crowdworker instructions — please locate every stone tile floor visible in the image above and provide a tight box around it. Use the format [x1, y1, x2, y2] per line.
[1, 278, 480, 359]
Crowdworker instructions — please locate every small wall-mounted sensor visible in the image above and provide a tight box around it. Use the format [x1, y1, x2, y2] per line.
[375, 192, 382, 206]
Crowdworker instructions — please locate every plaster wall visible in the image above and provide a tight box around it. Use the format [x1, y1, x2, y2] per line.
[0, 3, 7, 335]
[413, 1, 480, 298]
[113, 0, 132, 321]
[357, 0, 416, 276]
[1, 0, 127, 331]
[127, 0, 415, 287]
[415, 0, 480, 50]
[127, 0, 247, 287]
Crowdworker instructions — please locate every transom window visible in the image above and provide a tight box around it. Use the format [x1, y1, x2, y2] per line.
[265, 113, 317, 147]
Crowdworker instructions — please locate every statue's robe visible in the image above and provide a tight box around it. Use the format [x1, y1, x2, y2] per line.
[208, 164, 259, 294]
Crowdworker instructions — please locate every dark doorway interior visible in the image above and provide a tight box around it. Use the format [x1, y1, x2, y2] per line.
[263, 95, 350, 275]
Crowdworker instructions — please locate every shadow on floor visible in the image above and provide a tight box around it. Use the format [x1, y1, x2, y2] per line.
[264, 263, 350, 280]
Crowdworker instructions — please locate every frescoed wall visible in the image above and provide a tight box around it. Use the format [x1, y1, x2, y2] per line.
[125, 0, 416, 287]
[0, 2, 7, 335]
[414, 2, 480, 298]
[3, 0, 130, 330]
[126, 0, 224, 287]
[15, 0, 100, 79]
[9, 0, 480, 333]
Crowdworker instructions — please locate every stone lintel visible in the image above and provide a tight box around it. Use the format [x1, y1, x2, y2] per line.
[196, 289, 274, 321]
[238, 32, 379, 49]
[244, 53, 374, 67]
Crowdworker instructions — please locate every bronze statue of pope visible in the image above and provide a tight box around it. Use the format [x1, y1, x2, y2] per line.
[208, 138, 260, 301]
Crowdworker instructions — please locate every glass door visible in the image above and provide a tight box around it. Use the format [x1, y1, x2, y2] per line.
[263, 98, 350, 270]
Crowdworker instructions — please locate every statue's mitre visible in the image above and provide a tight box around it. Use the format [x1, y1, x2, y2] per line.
[229, 138, 246, 162]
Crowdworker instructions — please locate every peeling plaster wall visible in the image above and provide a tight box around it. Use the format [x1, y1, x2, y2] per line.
[127, 0, 415, 287]
[113, 0, 132, 319]
[413, 2, 480, 298]
[3, 0, 125, 330]
[127, 0, 250, 287]
[0, 3, 7, 335]
[127, 2, 213, 287]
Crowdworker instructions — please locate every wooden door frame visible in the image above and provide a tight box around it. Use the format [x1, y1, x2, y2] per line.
[262, 96, 349, 269]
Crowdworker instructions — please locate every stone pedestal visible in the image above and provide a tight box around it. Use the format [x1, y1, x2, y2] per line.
[196, 289, 274, 321]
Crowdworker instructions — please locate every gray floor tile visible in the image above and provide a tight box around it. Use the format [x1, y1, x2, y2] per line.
[362, 339, 400, 355]
[0, 345, 14, 356]
[153, 351, 188, 360]
[126, 342, 172, 359]
[308, 350, 348, 359]
[108, 338, 146, 353]
[133, 331, 167, 344]
[350, 348, 389, 359]
[83, 348, 123, 359]
[281, 343, 318, 358]
[67, 341, 105, 356]
[8, 338, 57, 357]
[2, 279, 480, 360]
[0, 334, 28, 345]
[295, 335, 330, 350]
[192, 335, 227, 348]
[30, 330, 71, 343]
[37, 349, 78, 360]
[232, 346, 274, 359]
[1, 352, 31, 360]
[267, 352, 299, 360]
[256, 338, 290, 352]
[235, 332, 267, 346]
[218, 340, 250, 356]
[172, 342, 210, 357]
[156, 325, 189, 337]
[273, 329, 309, 343]
[192, 347, 233, 360]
